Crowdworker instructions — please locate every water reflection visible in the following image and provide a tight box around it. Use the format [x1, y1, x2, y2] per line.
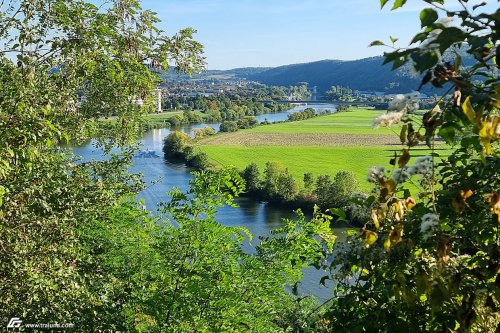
[72, 104, 341, 301]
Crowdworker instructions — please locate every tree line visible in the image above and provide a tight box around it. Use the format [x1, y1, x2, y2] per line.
[2, 0, 498, 331]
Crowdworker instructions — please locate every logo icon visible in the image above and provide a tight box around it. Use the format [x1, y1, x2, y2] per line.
[7, 317, 22, 329]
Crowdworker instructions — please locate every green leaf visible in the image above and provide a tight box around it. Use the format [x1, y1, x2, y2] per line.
[410, 32, 428, 44]
[411, 50, 439, 72]
[436, 27, 465, 54]
[369, 40, 385, 47]
[380, 0, 390, 9]
[345, 229, 359, 236]
[328, 208, 347, 222]
[390, 36, 399, 44]
[438, 125, 456, 145]
[0, 185, 5, 206]
[420, 8, 438, 27]
[391, 0, 408, 10]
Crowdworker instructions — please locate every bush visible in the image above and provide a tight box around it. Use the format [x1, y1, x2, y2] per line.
[242, 163, 261, 193]
[219, 120, 238, 133]
[193, 126, 216, 139]
[318, 1, 500, 331]
[167, 114, 184, 127]
[237, 116, 259, 129]
[186, 151, 210, 169]
[162, 131, 191, 159]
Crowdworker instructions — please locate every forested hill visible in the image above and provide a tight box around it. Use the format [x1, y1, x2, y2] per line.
[245, 57, 421, 94]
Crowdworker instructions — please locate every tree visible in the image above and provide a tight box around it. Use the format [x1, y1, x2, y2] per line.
[237, 116, 259, 129]
[242, 163, 262, 193]
[263, 162, 299, 203]
[303, 172, 314, 191]
[219, 120, 238, 132]
[0, 0, 203, 328]
[317, 1, 500, 331]
[163, 131, 192, 159]
[314, 175, 334, 209]
[330, 171, 360, 209]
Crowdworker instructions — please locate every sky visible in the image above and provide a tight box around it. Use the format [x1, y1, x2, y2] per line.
[140, 0, 496, 70]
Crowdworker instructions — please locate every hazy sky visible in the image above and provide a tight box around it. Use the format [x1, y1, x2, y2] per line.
[140, 0, 495, 70]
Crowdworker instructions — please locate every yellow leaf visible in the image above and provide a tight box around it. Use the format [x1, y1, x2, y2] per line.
[398, 149, 410, 168]
[491, 84, 500, 109]
[384, 237, 391, 251]
[390, 226, 403, 245]
[486, 193, 500, 222]
[380, 179, 397, 198]
[371, 209, 380, 229]
[460, 189, 473, 199]
[489, 115, 499, 138]
[405, 197, 416, 210]
[363, 230, 378, 248]
[462, 96, 477, 124]
[479, 120, 495, 155]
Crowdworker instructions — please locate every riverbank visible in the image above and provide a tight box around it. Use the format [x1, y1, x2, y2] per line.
[196, 107, 450, 187]
[197, 107, 395, 188]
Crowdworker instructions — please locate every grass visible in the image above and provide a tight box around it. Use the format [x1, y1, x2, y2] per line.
[196, 107, 449, 190]
[247, 108, 398, 135]
[198, 145, 448, 191]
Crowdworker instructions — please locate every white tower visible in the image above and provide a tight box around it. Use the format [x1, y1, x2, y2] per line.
[155, 88, 162, 113]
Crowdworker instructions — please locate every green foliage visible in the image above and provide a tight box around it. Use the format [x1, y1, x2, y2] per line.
[193, 126, 216, 138]
[77, 169, 325, 331]
[330, 171, 361, 208]
[242, 162, 262, 193]
[317, 1, 500, 331]
[303, 172, 315, 190]
[219, 120, 239, 132]
[263, 162, 299, 203]
[0, 0, 203, 329]
[258, 208, 336, 283]
[313, 171, 361, 213]
[162, 131, 192, 159]
[186, 150, 211, 169]
[288, 107, 319, 121]
[237, 116, 259, 129]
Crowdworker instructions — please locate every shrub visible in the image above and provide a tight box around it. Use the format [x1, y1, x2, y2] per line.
[237, 116, 259, 129]
[163, 131, 191, 159]
[242, 163, 261, 193]
[219, 120, 238, 133]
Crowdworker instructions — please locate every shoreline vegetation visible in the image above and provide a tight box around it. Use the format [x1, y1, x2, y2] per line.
[163, 107, 450, 223]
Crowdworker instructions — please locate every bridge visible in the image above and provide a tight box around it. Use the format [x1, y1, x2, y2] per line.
[260, 100, 388, 109]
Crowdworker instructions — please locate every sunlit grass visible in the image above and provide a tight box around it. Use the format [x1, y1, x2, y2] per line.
[196, 107, 450, 190]
[248, 107, 398, 135]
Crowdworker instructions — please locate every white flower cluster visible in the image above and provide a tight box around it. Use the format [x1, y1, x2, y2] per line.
[392, 167, 411, 183]
[373, 92, 420, 128]
[366, 166, 387, 183]
[391, 156, 433, 184]
[372, 110, 406, 128]
[420, 213, 439, 240]
[408, 156, 433, 177]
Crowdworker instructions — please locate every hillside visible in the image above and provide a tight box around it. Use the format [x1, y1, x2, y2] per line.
[166, 53, 473, 95]
[246, 57, 420, 94]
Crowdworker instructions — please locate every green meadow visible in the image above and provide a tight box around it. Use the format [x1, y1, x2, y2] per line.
[247, 108, 396, 135]
[197, 108, 447, 190]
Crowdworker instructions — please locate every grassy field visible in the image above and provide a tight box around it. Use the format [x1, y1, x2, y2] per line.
[247, 108, 398, 135]
[196, 107, 446, 190]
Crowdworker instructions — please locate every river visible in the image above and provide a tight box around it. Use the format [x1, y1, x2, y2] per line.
[72, 103, 343, 301]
